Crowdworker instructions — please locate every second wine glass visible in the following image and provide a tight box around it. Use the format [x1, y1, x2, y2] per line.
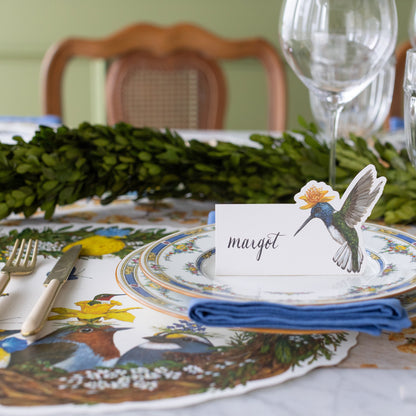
[279, 0, 397, 185]
[310, 54, 396, 140]
[404, 48, 416, 166]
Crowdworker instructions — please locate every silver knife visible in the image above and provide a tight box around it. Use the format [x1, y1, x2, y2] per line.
[21, 244, 82, 337]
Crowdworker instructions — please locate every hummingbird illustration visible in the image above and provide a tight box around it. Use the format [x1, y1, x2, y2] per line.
[294, 166, 385, 273]
[84, 293, 124, 307]
[8, 324, 128, 372]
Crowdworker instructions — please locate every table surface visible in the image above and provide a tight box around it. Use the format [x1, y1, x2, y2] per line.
[0, 126, 415, 416]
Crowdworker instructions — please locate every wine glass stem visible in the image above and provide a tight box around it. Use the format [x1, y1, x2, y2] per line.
[328, 105, 343, 187]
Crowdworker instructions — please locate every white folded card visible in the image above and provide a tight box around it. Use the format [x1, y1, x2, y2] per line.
[215, 164, 386, 276]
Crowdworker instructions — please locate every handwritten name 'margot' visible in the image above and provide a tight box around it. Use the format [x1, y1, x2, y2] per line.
[227, 232, 284, 261]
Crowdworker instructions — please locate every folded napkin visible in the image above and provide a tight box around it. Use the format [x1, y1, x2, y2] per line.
[188, 298, 411, 335]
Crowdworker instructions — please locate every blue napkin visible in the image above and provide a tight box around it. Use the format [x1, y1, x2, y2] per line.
[188, 298, 411, 335]
[207, 210, 216, 225]
[202, 210, 410, 335]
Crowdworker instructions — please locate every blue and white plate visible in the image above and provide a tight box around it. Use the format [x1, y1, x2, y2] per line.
[135, 223, 416, 305]
[116, 245, 191, 319]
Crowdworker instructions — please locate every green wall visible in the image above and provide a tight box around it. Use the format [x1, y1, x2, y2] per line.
[0, 0, 412, 130]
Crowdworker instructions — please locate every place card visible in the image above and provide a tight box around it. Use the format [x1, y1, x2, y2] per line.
[215, 164, 385, 276]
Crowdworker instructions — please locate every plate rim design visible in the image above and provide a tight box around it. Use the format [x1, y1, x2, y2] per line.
[115, 244, 190, 320]
[137, 223, 416, 305]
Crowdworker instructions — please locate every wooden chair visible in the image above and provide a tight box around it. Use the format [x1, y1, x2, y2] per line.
[41, 23, 287, 130]
[386, 39, 411, 128]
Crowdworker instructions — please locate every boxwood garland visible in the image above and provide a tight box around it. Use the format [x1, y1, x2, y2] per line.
[0, 120, 414, 224]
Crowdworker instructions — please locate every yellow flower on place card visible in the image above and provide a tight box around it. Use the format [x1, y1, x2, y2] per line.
[49, 299, 140, 323]
[298, 185, 335, 210]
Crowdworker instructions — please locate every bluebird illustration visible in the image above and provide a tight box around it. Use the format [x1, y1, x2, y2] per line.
[8, 324, 128, 372]
[294, 166, 385, 273]
[116, 331, 214, 367]
[0, 329, 27, 368]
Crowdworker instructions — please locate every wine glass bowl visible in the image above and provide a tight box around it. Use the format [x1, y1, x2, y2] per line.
[310, 54, 396, 139]
[279, 0, 398, 185]
[404, 49, 416, 166]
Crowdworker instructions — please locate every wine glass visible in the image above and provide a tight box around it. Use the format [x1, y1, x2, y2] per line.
[310, 54, 396, 139]
[279, 0, 398, 186]
[404, 49, 416, 166]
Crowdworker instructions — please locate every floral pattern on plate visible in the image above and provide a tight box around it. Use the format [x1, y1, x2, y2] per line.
[137, 223, 416, 305]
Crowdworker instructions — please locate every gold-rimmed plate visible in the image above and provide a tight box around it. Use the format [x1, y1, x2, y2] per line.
[138, 223, 416, 305]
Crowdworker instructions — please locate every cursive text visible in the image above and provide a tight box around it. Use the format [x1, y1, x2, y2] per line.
[227, 232, 283, 261]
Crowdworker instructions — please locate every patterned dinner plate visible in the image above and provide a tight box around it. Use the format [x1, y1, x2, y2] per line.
[116, 244, 191, 319]
[137, 223, 416, 305]
[116, 244, 344, 334]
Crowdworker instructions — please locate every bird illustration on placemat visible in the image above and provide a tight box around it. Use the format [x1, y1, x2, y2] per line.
[8, 324, 128, 372]
[116, 331, 214, 367]
[86, 293, 124, 306]
[294, 165, 386, 273]
[0, 329, 27, 368]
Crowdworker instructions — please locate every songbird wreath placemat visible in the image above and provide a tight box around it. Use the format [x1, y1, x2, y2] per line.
[0, 222, 357, 413]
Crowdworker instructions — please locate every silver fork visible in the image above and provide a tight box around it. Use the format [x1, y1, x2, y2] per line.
[0, 239, 39, 295]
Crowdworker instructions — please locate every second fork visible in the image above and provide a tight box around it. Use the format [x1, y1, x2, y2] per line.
[0, 239, 39, 295]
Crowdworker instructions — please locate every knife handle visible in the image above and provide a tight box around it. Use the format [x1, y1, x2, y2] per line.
[0, 271, 10, 295]
[21, 279, 61, 337]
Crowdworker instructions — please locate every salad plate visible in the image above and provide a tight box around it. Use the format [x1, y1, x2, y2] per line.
[138, 223, 416, 305]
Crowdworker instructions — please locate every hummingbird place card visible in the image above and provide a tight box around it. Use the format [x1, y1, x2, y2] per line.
[215, 164, 386, 276]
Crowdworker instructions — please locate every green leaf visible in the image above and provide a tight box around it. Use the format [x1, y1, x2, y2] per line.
[75, 158, 86, 170]
[115, 134, 129, 146]
[58, 187, 75, 204]
[16, 164, 32, 174]
[11, 190, 27, 201]
[0, 203, 9, 218]
[92, 138, 109, 147]
[0, 152, 8, 166]
[119, 155, 136, 163]
[43, 180, 59, 191]
[195, 163, 217, 173]
[26, 154, 41, 166]
[41, 153, 57, 167]
[41, 200, 56, 219]
[24, 195, 35, 207]
[146, 163, 162, 175]
[115, 163, 129, 171]
[139, 151, 152, 161]
[230, 152, 241, 167]
[103, 155, 117, 165]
